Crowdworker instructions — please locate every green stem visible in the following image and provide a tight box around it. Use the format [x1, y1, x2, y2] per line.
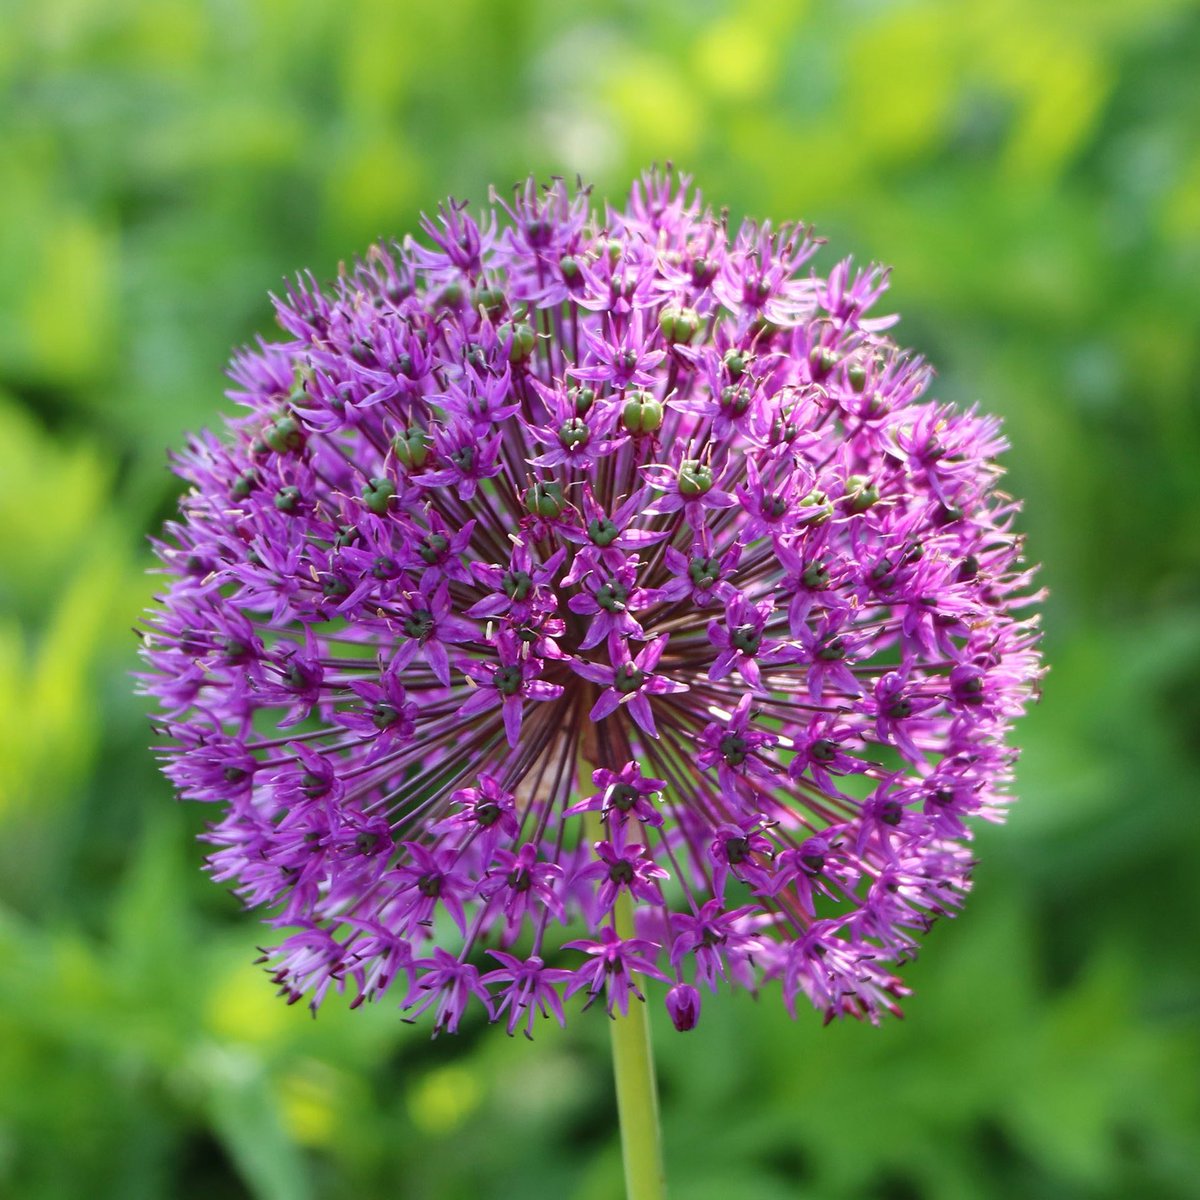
[580, 747, 667, 1200]
[609, 887, 667, 1200]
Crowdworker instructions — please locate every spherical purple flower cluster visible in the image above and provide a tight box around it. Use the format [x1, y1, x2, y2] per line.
[141, 171, 1042, 1036]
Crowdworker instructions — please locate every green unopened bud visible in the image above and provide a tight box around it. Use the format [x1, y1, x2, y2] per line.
[499, 321, 536, 363]
[622, 391, 664, 436]
[418, 534, 449, 565]
[569, 386, 595, 416]
[597, 237, 622, 265]
[494, 665, 523, 695]
[596, 581, 628, 613]
[274, 485, 302, 514]
[559, 255, 582, 282]
[231, 468, 259, 500]
[472, 286, 506, 318]
[811, 739, 838, 764]
[688, 555, 720, 589]
[731, 625, 762, 654]
[523, 481, 565, 519]
[691, 256, 718, 286]
[588, 517, 620, 547]
[614, 664, 645, 694]
[392, 427, 431, 470]
[810, 345, 839, 378]
[749, 315, 780, 341]
[677, 459, 714, 497]
[847, 362, 867, 393]
[816, 636, 846, 661]
[264, 415, 305, 454]
[723, 348, 750, 379]
[558, 417, 590, 449]
[434, 281, 464, 309]
[844, 475, 879, 513]
[719, 734, 749, 766]
[799, 489, 832, 525]
[719, 385, 752, 417]
[362, 477, 395, 515]
[658, 305, 700, 344]
[503, 570, 533, 601]
[802, 562, 830, 590]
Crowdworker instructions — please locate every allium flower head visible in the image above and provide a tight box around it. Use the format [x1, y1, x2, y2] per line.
[140, 170, 1043, 1035]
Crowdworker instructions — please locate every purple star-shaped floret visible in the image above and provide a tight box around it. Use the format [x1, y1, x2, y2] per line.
[571, 635, 687, 739]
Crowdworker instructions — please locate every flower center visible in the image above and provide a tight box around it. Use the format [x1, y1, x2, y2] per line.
[403, 609, 435, 640]
[614, 664, 645, 694]
[494, 666, 523, 695]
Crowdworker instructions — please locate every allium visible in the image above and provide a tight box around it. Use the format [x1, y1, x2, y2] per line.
[140, 170, 1042, 1037]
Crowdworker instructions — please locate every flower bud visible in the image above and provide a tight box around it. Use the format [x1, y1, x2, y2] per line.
[588, 517, 620, 547]
[523, 481, 565, 519]
[569, 385, 595, 415]
[362, 477, 396, 515]
[434, 281, 464, 309]
[558, 417, 590, 449]
[798, 489, 833, 526]
[723, 348, 750, 379]
[503, 570, 533, 601]
[274, 485, 302, 514]
[263, 414, 306, 454]
[499, 321, 536, 363]
[392, 427, 431, 470]
[622, 391, 664, 436]
[231, 468, 259, 500]
[844, 475, 879, 513]
[810, 345, 839, 379]
[471, 286, 506, 318]
[666, 983, 701, 1032]
[658, 305, 700, 344]
[677, 459, 714, 497]
[719, 385, 752, 417]
[801, 562, 830, 590]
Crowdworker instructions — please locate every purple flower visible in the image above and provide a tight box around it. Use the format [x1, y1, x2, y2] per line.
[563, 927, 669, 1016]
[565, 762, 666, 828]
[575, 825, 670, 921]
[456, 630, 565, 747]
[483, 951, 573, 1038]
[572, 635, 688, 739]
[140, 170, 1042, 1032]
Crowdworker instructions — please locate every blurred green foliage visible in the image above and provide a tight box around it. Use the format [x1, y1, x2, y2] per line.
[2, 0, 1199, 1196]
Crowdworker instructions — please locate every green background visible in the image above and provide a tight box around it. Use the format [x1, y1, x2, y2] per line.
[2, 0, 1198, 1196]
